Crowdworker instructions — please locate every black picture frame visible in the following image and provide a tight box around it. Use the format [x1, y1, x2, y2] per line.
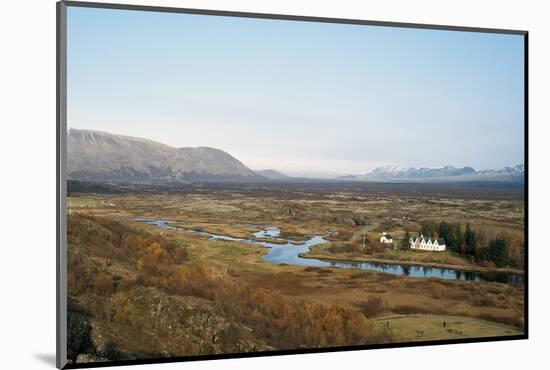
[56, 1, 529, 368]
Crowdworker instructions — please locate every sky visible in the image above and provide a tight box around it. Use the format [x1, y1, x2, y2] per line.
[67, 6, 525, 177]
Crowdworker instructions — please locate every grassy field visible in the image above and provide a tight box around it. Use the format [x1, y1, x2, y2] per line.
[66, 181, 525, 363]
[368, 314, 523, 342]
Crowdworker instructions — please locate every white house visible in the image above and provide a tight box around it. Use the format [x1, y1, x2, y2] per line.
[409, 235, 446, 251]
[380, 232, 393, 244]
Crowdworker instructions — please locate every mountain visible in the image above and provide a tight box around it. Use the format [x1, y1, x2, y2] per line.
[67, 129, 264, 184]
[254, 169, 291, 180]
[478, 164, 525, 177]
[361, 164, 524, 182]
[368, 165, 407, 178]
[367, 165, 477, 179]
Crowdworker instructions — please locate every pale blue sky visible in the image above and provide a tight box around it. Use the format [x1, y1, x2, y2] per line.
[67, 6, 524, 176]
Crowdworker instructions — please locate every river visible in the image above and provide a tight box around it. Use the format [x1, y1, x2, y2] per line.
[133, 219, 524, 285]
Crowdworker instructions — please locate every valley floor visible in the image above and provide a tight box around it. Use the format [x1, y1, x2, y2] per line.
[66, 182, 525, 364]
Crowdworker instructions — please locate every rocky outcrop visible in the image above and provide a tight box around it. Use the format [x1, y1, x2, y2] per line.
[107, 286, 235, 355]
[67, 311, 95, 361]
[75, 354, 109, 363]
[70, 286, 273, 363]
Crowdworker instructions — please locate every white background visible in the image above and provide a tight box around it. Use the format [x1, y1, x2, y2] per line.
[0, 0, 547, 369]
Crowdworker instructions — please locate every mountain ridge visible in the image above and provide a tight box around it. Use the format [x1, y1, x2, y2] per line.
[345, 164, 525, 181]
[67, 129, 264, 184]
[68, 129, 524, 185]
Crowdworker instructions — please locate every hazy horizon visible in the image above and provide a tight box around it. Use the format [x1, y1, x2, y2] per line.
[67, 7, 525, 177]
[67, 127, 523, 178]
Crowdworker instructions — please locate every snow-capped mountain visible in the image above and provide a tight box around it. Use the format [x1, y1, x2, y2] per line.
[478, 164, 525, 176]
[363, 164, 524, 180]
[366, 165, 477, 178]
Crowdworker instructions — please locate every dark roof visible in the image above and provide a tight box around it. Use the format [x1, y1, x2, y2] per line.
[437, 238, 446, 244]
[384, 234, 393, 239]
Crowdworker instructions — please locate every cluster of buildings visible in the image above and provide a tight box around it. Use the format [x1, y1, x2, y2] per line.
[379, 232, 446, 252]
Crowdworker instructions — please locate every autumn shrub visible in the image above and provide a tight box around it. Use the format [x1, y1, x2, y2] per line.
[160, 264, 372, 349]
[327, 243, 362, 254]
[357, 297, 385, 318]
[68, 214, 375, 349]
[478, 313, 524, 328]
[68, 214, 187, 268]
[392, 304, 435, 315]
[137, 243, 175, 276]
[371, 242, 387, 254]
[166, 265, 217, 299]
[93, 271, 116, 296]
[141, 235, 188, 264]
[473, 293, 508, 309]
[67, 252, 93, 295]
[68, 214, 188, 292]
[445, 290, 470, 301]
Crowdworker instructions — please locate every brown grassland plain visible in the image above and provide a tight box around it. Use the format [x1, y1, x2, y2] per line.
[66, 182, 525, 362]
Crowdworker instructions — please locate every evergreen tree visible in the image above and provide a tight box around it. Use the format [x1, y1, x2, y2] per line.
[401, 230, 411, 250]
[488, 237, 509, 267]
[454, 223, 464, 252]
[463, 223, 477, 256]
[421, 222, 436, 237]
[476, 230, 490, 260]
[438, 222, 451, 245]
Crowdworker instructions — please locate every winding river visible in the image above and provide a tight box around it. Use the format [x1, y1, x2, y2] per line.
[134, 219, 524, 285]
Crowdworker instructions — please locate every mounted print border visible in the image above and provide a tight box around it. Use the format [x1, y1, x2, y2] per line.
[57, 1, 529, 368]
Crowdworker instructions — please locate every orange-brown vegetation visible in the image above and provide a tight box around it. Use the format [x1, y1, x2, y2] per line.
[159, 264, 379, 349]
[68, 214, 390, 359]
[66, 180, 525, 361]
